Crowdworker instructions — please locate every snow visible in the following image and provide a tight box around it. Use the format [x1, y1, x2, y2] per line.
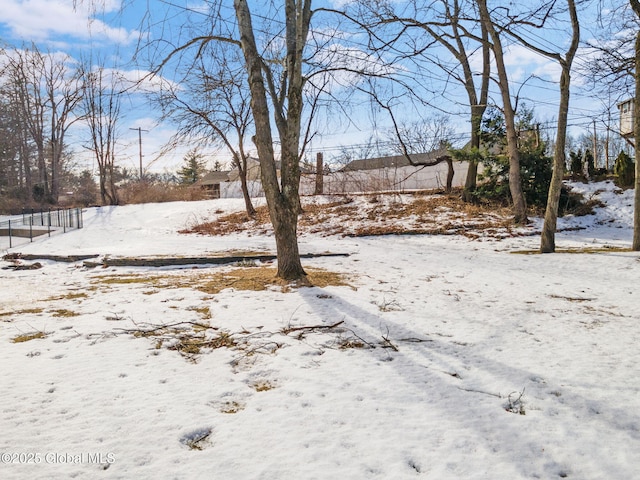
[1, 180, 639, 479]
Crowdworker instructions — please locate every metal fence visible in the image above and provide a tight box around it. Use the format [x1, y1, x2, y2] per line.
[0, 208, 83, 249]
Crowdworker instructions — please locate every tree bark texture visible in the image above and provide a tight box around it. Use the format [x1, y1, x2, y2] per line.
[633, 12, 640, 250]
[540, 0, 579, 253]
[477, 0, 527, 224]
[235, 0, 307, 280]
[631, 29, 640, 252]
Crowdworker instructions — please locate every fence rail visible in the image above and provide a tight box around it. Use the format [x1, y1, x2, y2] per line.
[0, 208, 83, 249]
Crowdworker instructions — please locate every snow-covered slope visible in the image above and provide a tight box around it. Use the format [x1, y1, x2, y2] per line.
[0, 181, 638, 479]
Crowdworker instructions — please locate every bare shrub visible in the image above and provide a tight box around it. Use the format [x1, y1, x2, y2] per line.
[118, 182, 209, 205]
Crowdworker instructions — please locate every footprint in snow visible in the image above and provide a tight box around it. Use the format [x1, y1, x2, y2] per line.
[180, 426, 213, 450]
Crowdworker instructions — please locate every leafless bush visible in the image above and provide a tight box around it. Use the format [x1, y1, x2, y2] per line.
[118, 182, 208, 204]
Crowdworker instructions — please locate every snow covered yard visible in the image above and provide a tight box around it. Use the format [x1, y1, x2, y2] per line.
[1, 181, 639, 479]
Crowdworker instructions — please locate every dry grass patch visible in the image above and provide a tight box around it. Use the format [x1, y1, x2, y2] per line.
[337, 337, 367, 349]
[92, 267, 353, 296]
[188, 306, 212, 320]
[91, 273, 197, 293]
[219, 400, 245, 414]
[0, 307, 44, 318]
[92, 274, 157, 286]
[252, 380, 276, 392]
[165, 329, 237, 361]
[196, 266, 353, 294]
[50, 309, 80, 318]
[180, 207, 271, 236]
[179, 191, 523, 239]
[45, 292, 89, 302]
[128, 321, 236, 361]
[12, 331, 47, 343]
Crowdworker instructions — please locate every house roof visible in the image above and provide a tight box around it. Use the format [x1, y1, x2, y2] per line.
[340, 147, 450, 172]
[194, 171, 230, 186]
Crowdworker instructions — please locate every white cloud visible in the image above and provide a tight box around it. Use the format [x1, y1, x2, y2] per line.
[468, 41, 562, 85]
[0, 0, 138, 45]
[115, 68, 180, 94]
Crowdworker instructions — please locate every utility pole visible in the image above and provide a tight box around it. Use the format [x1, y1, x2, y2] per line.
[130, 127, 149, 180]
[315, 152, 324, 195]
[592, 120, 598, 169]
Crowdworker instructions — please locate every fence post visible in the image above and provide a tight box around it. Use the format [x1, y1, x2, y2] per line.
[29, 217, 33, 242]
[8, 220, 12, 249]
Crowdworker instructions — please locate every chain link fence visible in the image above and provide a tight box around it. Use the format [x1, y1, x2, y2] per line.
[0, 208, 83, 249]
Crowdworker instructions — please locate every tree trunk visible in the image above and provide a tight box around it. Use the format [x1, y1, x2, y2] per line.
[446, 158, 454, 193]
[505, 122, 528, 224]
[541, 65, 571, 252]
[238, 163, 256, 217]
[272, 197, 305, 279]
[540, 0, 579, 253]
[315, 152, 324, 195]
[633, 28, 640, 250]
[99, 164, 108, 204]
[462, 24, 490, 202]
[477, 0, 527, 224]
[463, 105, 484, 201]
[235, 0, 306, 281]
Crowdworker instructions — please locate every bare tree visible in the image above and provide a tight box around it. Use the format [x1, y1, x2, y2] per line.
[515, 0, 581, 253]
[384, 116, 457, 192]
[45, 51, 84, 203]
[234, 0, 311, 280]
[146, 1, 314, 280]
[158, 44, 256, 217]
[385, 116, 455, 155]
[0, 72, 34, 201]
[631, 0, 640, 250]
[583, 3, 636, 97]
[584, 1, 640, 249]
[2, 45, 83, 204]
[80, 59, 123, 205]
[4, 47, 50, 202]
[360, 0, 491, 200]
[476, 0, 528, 224]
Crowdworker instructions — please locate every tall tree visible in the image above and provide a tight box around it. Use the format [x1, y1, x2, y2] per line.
[234, 0, 311, 280]
[4, 47, 50, 202]
[80, 59, 123, 205]
[44, 49, 84, 203]
[150, 1, 314, 279]
[631, 0, 640, 250]
[529, 0, 581, 253]
[2, 45, 83, 204]
[0, 86, 27, 198]
[476, 0, 528, 224]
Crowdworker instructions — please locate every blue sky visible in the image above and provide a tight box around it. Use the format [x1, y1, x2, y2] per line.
[0, 0, 631, 173]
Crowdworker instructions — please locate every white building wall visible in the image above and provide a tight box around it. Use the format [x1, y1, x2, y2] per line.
[219, 162, 472, 198]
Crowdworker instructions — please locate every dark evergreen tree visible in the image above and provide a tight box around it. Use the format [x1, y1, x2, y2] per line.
[472, 107, 554, 209]
[614, 151, 635, 188]
[177, 149, 206, 185]
[569, 149, 583, 179]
